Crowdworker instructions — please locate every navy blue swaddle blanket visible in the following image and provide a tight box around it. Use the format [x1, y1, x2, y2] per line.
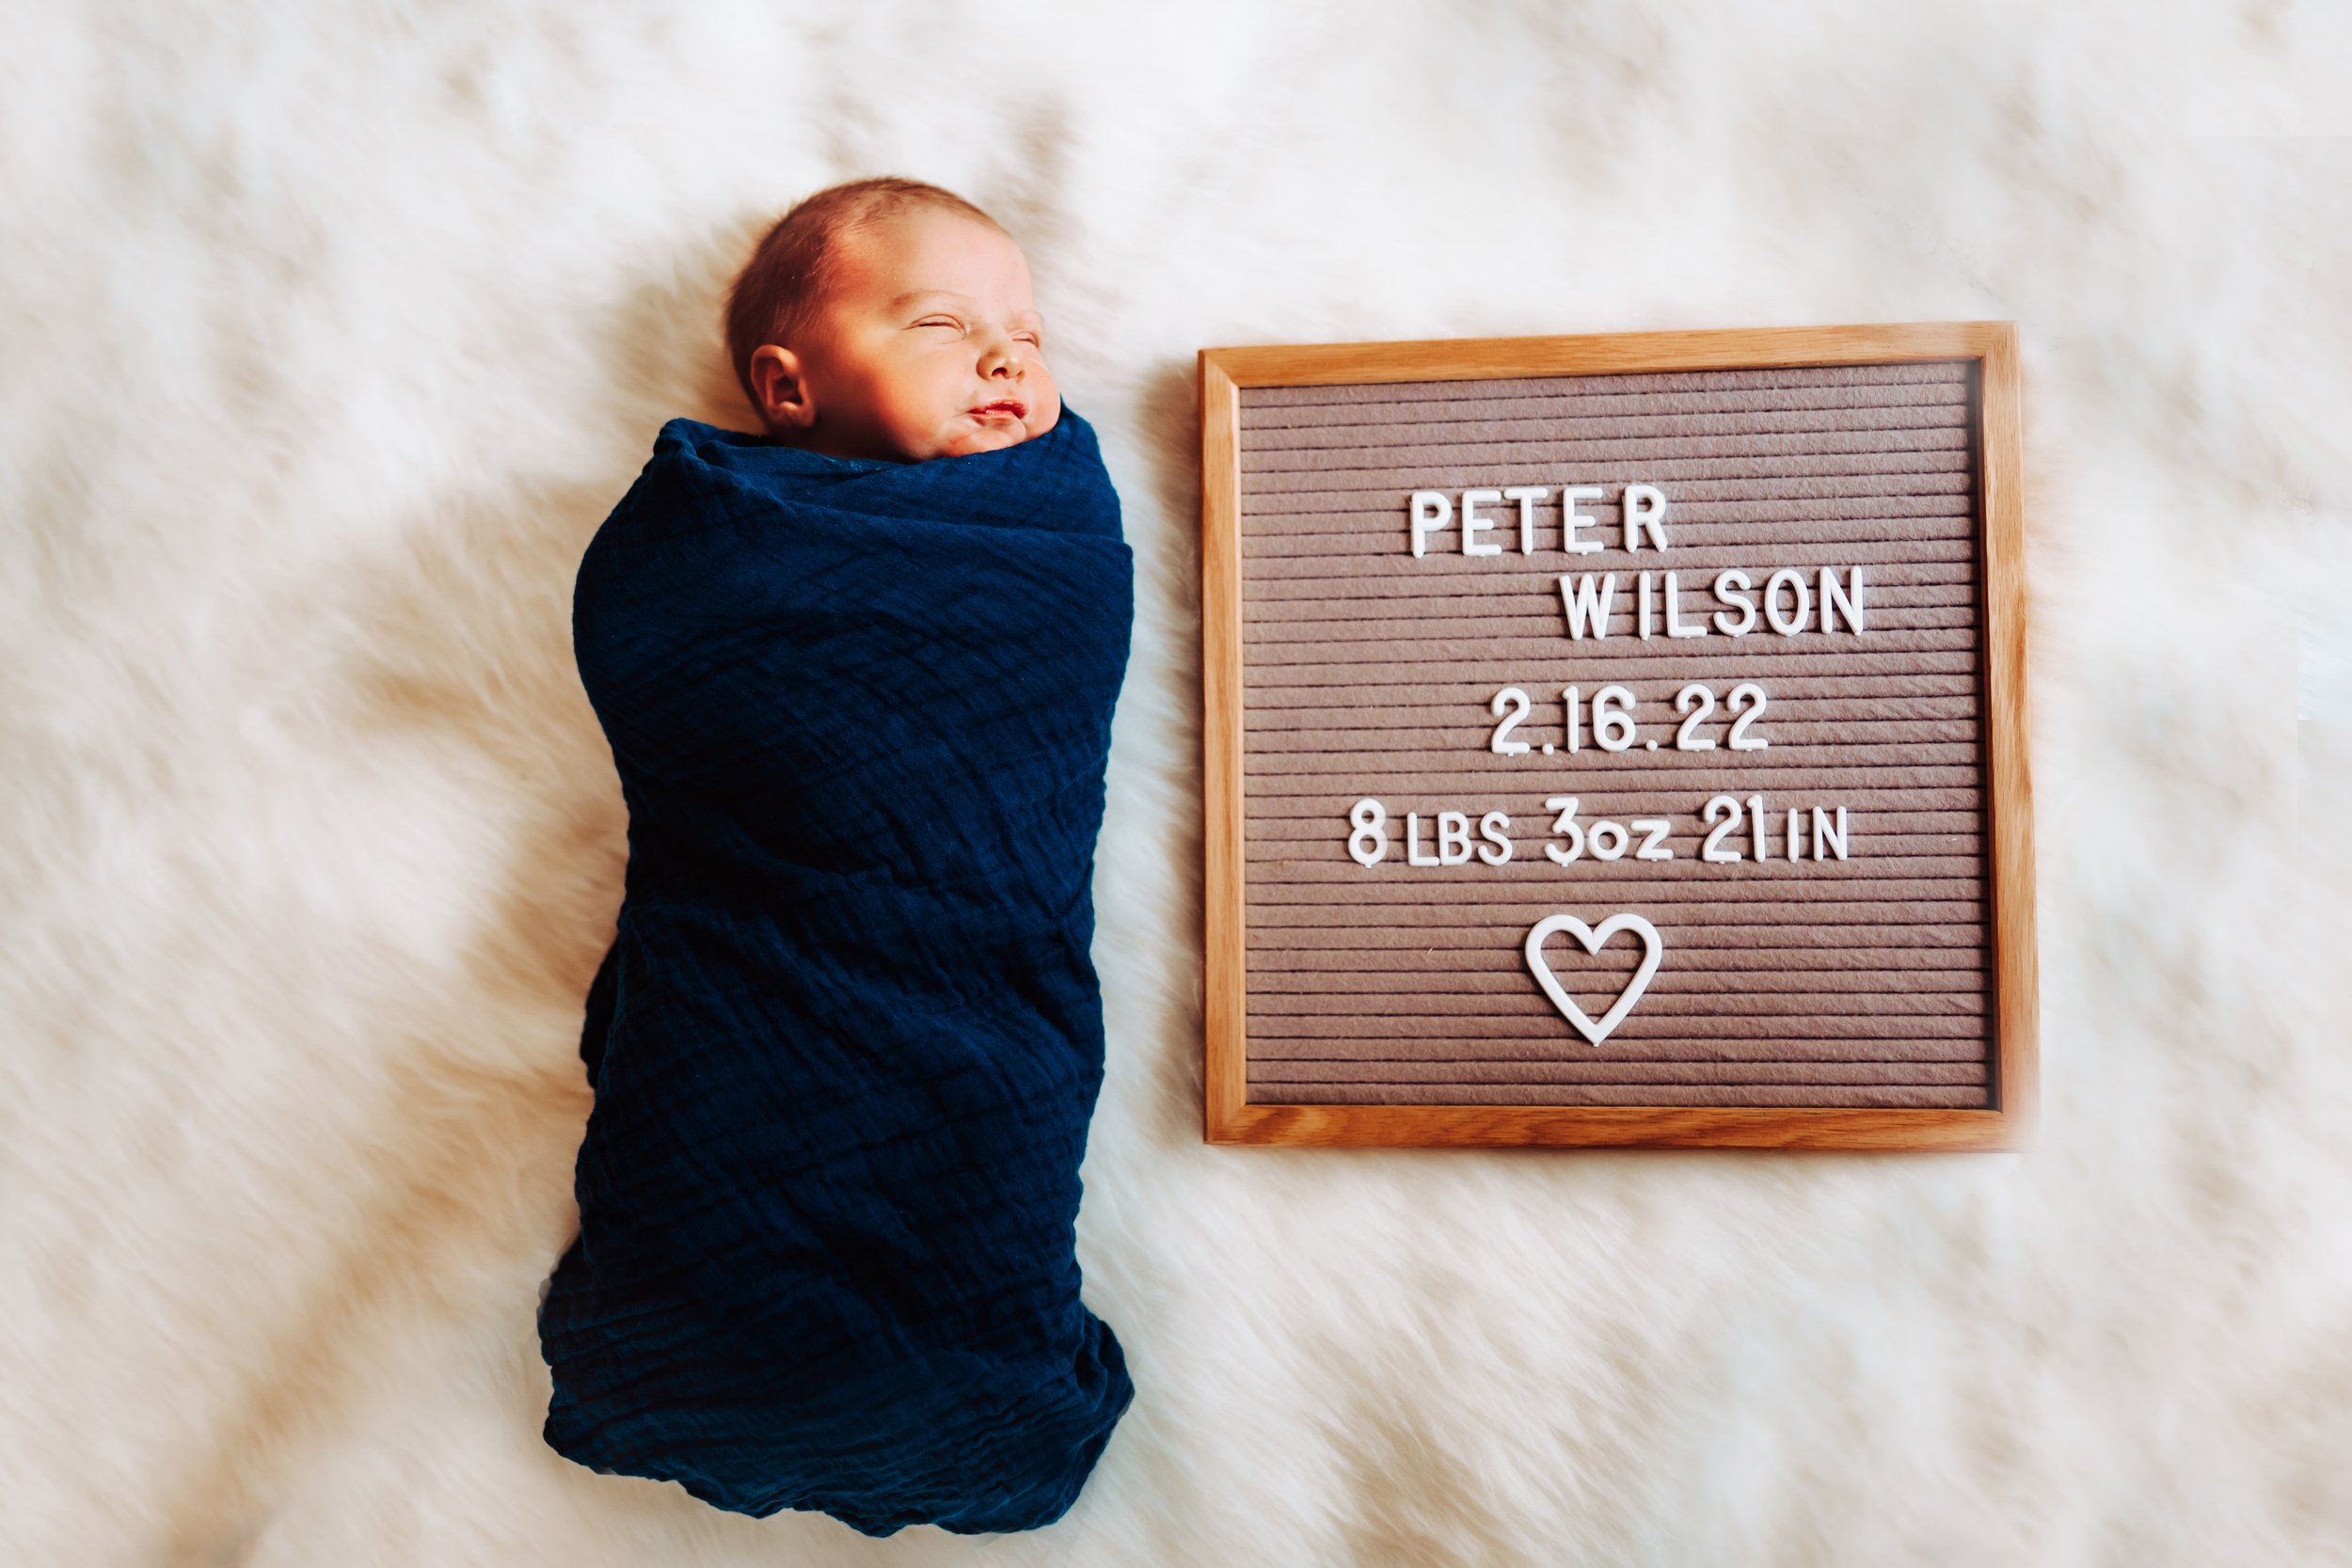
[537, 410, 1135, 1536]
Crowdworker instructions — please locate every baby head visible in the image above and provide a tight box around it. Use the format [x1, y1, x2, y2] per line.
[724, 178, 1058, 462]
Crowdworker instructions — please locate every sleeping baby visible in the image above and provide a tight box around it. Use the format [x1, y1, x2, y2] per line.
[537, 178, 1136, 1538]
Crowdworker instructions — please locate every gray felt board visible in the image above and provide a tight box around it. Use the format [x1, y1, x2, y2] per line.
[1236, 361, 1993, 1108]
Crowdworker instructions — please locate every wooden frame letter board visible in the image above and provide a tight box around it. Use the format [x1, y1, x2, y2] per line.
[1200, 322, 2035, 1150]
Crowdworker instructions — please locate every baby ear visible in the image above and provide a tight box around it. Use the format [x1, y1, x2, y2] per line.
[747, 344, 816, 434]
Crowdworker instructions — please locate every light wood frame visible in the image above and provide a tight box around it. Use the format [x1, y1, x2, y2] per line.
[1200, 323, 2036, 1150]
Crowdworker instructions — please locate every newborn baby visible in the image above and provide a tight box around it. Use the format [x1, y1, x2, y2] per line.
[539, 179, 1135, 1536]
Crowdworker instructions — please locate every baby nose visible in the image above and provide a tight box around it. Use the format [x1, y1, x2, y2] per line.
[979, 332, 1021, 377]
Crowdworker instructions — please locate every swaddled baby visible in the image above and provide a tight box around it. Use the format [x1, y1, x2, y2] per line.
[538, 179, 1134, 1536]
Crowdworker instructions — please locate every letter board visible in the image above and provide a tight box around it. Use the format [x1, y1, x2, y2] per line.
[1200, 324, 2035, 1149]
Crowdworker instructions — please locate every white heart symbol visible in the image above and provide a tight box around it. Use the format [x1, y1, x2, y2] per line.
[1523, 912, 1664, 1047]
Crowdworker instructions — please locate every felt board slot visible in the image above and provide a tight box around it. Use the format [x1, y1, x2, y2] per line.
[1242, 360, 1967, 406]
[1200, 324, 2036, 1149]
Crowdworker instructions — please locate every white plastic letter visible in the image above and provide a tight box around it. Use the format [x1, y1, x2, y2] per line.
[1408, 491, 1451, 558]
[1624, 483, 1669, 549]
[1591, 685, 1637, 751]
[1812, 805, 1850, 861]
[1502, 486, 1549, 554]
[1664, 571, 1707, 638]
[1460, 488, 1502, 556]
[1477, 810, 1514, 865]
[1674, 683, 1717, 750]
[1437, 810, 1473, 865]
[1347, 798, 1388, 867]
[1558, 574, 1616, 640]
[1639, 570, 1655, 640]
[1820, 565, 1867, 634]
[1406, 812, 1438, 866]
[1712, 569, 1756, 636]
[1632, 818, 1674, 860]
[1543, 795, 1584, 864]
[1560, 486, 1605, 554]
[1724, 683, 1769, 751]
[1701, 795, 1743, 862]
[1489, 687, 1534, 754]
[1763, 568, 1811, 636]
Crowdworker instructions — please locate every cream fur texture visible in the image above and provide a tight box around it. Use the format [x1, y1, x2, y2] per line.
[7, 5, 2351, 1563]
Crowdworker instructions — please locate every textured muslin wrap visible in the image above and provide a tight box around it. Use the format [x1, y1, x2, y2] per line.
[537, 411, 1135, 1536]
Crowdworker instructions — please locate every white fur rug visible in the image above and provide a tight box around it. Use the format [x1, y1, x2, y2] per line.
[8, 4, 2351, 1563]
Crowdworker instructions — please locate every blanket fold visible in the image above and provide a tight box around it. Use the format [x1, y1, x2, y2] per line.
[537, 410, 1135, 1537]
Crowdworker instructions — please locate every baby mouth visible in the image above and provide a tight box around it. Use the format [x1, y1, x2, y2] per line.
[971, 399, 1027, 421]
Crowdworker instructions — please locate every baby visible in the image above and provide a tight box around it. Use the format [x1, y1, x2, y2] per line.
[723, 177, 1060, 460]
[542, 177, 1134, 1538]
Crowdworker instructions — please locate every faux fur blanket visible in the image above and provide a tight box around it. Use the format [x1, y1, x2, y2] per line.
[537, 413, 1135, 1532]
[9, 8, 2352, 1566]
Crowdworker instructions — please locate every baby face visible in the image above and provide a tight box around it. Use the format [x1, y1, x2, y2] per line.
[752, 209, 1060, 462]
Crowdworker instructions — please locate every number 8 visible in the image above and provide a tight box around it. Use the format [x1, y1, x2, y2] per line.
[1348, 797, 1389, 867]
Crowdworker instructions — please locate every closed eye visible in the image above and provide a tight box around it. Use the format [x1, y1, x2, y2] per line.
[913, 315, 962, 332]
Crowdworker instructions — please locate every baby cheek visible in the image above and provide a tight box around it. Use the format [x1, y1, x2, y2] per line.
[1027, 379, 1062, 437]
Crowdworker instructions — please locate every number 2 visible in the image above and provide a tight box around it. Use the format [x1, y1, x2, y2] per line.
[1674, 683, 1716, 750]
[1489, 687, 1532, 754]
[1701, 794, 1744, 862]
[1726, 683, 1769, 750]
